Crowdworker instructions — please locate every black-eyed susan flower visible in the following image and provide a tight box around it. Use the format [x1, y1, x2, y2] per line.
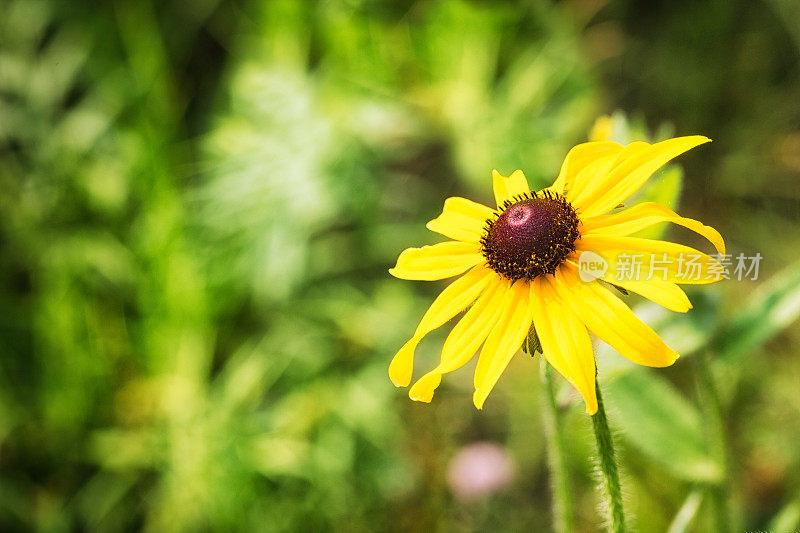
[389, 137, 725, 414]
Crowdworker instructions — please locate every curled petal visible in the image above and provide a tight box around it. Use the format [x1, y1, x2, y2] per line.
[408, 276, 507, 401]
[576, 235, 724, 285]
[581, 202, 725, 256]
[573, 136, 710, 217]
[389, 265, 493, 387]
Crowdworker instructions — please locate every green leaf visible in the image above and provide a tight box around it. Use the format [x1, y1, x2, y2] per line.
[605, 370, 722, 483]
[768, 498, 800, 533]
[715, 259, 800, 364]
[522, 325, 542, 356]
[629, 165, 684, 240]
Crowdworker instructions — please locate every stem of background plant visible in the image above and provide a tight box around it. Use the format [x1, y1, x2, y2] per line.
[591, 374, 626, 533]
[540, 357, 574, 533]
[695, 350, 732, 532]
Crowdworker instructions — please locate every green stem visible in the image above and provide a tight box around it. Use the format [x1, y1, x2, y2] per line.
[695, 351, 731, 532]
[591, 375, 626, 533]
[540, 359, 574, 533]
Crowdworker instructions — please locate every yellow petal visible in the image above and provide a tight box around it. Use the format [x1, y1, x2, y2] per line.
[552, 264, 679, 368]
[389, 265, 493, 387]
[492, 169, 530, 207]
[547, 141, 623, 197]
[408, 372, 442, 403]
[569, 141, 650, 207]
[410, 265, 494, 338]
[607, 278, 692, 313]
[574, 136, 711, 218]
[566, 152, 619, 204]
[576, 234, 723, 285]
[389, 241, 484, 281]
[530, 276, 598, 414]
[473, 279, 532, 409]
[581, 202, 725, 256]
[426, 197, 495, 243]
[388, 338, 421, 388]
[407, 275, 507, 401]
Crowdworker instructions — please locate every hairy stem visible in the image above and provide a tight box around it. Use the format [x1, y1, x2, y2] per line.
[540, 359, 574, 533]
[591, 375, 626, 533]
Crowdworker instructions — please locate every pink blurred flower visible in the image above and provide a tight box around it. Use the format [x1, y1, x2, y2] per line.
[447, 442, 515, 500]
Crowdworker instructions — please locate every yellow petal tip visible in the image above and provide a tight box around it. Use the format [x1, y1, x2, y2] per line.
[390, 375, 409, 387]
[677, 135, 712, 145]
[472, 390, 486, 410]
[389, 376, 410, 388]
[581, 387, 598, 415]
[653, 350, 681, 368]
[409, 372, 441, 403]
[409, 392, 433, 403]
[388, 338, 419, 387]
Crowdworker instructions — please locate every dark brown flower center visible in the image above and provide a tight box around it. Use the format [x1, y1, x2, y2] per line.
[480, 191, 580, 281]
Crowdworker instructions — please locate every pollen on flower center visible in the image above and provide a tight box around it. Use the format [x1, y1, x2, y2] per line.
[480, 191, 581, 281]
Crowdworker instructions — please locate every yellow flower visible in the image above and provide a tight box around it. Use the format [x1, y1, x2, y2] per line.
[589, 114, 614, 142]
[389, 136, 725, 414]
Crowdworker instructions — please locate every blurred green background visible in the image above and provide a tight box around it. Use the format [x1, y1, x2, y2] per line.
[2, 0, 800, 531]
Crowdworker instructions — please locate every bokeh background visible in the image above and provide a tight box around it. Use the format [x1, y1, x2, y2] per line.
[2, 0, 800, 531]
